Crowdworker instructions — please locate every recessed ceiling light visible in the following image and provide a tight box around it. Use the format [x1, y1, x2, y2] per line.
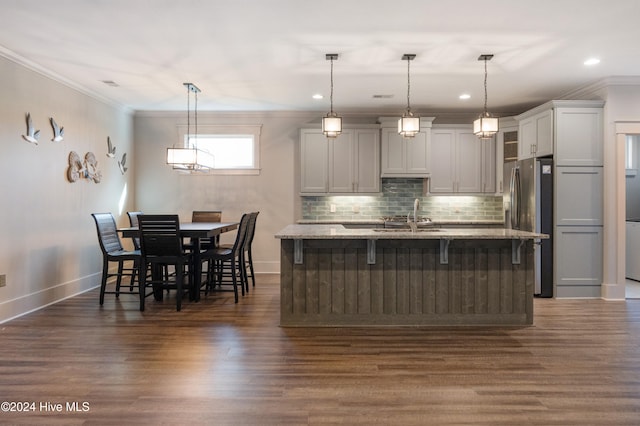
[101, 80, 119, 87]
[584, 58, 600, 66]
[459, 93, 471, 100]
[312, 93, 323, 100]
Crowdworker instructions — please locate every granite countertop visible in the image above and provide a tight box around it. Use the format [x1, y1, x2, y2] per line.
[275, 224, 547, 240]
[296, 219, 505, 226]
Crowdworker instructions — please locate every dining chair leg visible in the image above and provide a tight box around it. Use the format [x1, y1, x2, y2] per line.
[139, 264, 147, 312]
[99, 259, 109, 305]
[115, 263, 124, 297]
[241, 253, 249, 294]
[247, 251, 256, 288]
[230, 259, 239, 303]
[176, 265, 183, 312]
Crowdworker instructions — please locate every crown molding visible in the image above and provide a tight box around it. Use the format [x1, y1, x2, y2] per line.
[561, 76, 640, 100]
[0, 44, 132, 114]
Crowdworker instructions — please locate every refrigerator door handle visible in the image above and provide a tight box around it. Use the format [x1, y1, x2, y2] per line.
[511, 167, 521, 229]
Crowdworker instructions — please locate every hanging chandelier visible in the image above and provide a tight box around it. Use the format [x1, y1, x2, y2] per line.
[322, 53, 342, 138]
[473, 54, 499, 139]
[398, 54, 420, 138]
[166, 83, 215, 171]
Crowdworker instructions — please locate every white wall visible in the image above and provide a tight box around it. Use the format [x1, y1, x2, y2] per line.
[0, 56, 135, 322]
[133, 111, 325, 274]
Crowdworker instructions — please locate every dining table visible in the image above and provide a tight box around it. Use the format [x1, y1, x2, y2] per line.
[120, 221, 239, 302]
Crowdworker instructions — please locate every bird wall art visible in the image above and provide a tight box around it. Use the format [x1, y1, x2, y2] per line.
[106, 136, 116, 157]
[22, 113, 40, 145]
[118, 153, 128, 175]
[49, 117, 64, 142]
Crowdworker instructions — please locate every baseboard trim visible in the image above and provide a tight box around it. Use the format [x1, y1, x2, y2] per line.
[0, 273, 100, 324]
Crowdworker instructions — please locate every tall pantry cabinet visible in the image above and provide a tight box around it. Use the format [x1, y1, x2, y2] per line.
[516, 100, 605, 298]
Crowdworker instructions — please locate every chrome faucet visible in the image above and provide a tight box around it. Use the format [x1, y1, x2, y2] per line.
[406, 198, 420, 232]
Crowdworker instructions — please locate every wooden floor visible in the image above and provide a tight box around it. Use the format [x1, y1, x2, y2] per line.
[1, 275, 640, 425]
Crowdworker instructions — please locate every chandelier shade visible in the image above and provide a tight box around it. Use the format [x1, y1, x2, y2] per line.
[398, 54, 419, 138]
[473, 113, 499, 139]
[473, 54, 498, 139]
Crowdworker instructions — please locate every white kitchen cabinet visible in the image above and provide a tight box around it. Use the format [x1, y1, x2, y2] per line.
[516, 100, 604, 164]
[379, 116, 434, 177]
[496, 118, 518, 194]
[555, 166, 603, 226]
[518, 109, 553, 160]
[554, 107, 603, 166]
[482, 135, 496, 193]
[430, 126, 486, 193]
[554, 226, 603, 298]
[300, 128, 380, 194]
[300, 129, 329, 193]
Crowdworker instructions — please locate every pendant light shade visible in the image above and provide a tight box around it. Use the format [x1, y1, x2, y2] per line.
[166, 83, 214, 171]
[398, 54, 420, 138]
[322, 54, 342, 138]
[473, 54, 499, 139]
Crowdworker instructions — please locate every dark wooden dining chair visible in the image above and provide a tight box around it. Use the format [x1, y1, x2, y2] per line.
[138, 214, 193, 311]
[191, 210, 222, 248]
[91, 213, 142, 309]
[241, 211, 259, 291]
[207, 213, 251, 303]
[126, 211, 143, 250]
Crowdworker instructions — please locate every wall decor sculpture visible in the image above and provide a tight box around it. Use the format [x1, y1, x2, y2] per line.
[49, 117, 64, 142]
[22, 113, 40, 145]
[118, 153, 128, 175]
[106, 136, 116, 157]
[67, 151, 102, 183]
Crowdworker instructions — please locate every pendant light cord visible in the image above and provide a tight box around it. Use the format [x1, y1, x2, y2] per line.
[329, 56, 335, 115]
[186, 86, 191, 147]
[194, 89, 198, 148]
[185, 85, 199, 149]
[483, 58, 488, 115]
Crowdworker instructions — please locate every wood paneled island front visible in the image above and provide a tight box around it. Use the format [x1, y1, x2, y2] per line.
[275, 225, 547, 327]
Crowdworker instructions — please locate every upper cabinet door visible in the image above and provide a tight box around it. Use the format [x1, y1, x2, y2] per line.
[429, 129, 456, 192]
[328, 131, 354, 193]
[405, 131, 430, 175]
[380, 125, 431, 177]
[300, 129, 328, 193]
[534, 109, 554, 157]
[429, 127, 486, 194]
[456, 129, 483, 193]
[354, 129, 380, 193]
[518, 117, 536, 160]
[380, 129, 407, 176]
[554, 107, 603, 166]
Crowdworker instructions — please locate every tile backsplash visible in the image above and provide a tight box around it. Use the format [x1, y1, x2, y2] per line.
[302, 178, 504, 222]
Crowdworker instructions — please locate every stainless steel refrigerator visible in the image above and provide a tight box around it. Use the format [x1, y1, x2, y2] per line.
[503, 157, 553, 297]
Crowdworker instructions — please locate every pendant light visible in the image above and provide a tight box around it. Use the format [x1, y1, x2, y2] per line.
[322, 53, 342, 138]
[166, 83, 215, 171]
[398, 54, 420, 138]
[473, 54, 499, 139]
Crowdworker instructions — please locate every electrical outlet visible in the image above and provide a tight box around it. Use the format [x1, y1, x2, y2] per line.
[0, 274, 6, 287]
[330, 204, 336, 213]
[353, 204, 360, 213]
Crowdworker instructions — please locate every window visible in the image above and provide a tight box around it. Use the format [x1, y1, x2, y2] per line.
[181, 125, 261, 175]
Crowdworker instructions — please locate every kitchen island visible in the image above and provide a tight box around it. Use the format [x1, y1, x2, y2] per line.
[275, 224, 547, 327]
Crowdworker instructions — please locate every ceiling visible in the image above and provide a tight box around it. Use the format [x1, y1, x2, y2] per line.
[1, 0, 640, 117]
